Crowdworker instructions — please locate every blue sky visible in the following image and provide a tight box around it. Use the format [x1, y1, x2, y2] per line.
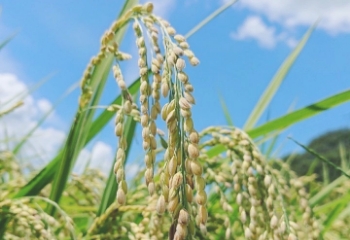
[1, 0, 350, 173]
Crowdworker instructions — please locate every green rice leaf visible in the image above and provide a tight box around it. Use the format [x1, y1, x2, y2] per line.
[97, 115, 137, 216]
[248, 89, 350, 139]
[219, 94, 234, 126]
[1, 74, 54, 109]
[87, 79, 140, 142]
[244, 24, 315, 130]
[47, 0, 138, 215]
[185, 0, 238, 38]
[206, 89, 350, 158]
[321, 202, 347, 234]
[289, 137, 350, 179]
[310, 174, 348, 207]
[159, 134, 168, 149]
[12, 0, 137, 204]
[13, 0, 232, 200]
[0, 33, 15, 51]
[13, 82, 77, 154]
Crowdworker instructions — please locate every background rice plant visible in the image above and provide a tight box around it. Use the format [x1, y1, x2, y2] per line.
[1, 1, 350, 239]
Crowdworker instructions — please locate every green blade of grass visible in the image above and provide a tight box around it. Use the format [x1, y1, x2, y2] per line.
[219, 94, 234, 126]
[264, 100, 296, 158]
[87, 79, 140, 142]
[13, 0, 232, 200]
[97, 114, 137, 216]
[13, 0, 138, 202]
[0, 33, 16, 51]
[13, 151, 63, 197]
[339, 142, 348, 170]
[13, 82, 78, 154]
[47, 61, 110, 214]
[321, 202, 347, 234]
[265, 135, 279, 159]
[243, 24, 315, 131]
[248, 89, 350, 138]
[314, 192, 350, 214]
[260, 110, 271, 154]
[94, 1, 240, 215]
[206, 89, 350, 158]
[12, 75, 140, 199]
[1, 74, 54, 109]
[47, 107, 86, 214]
[289, 137, 350, 179]
[0, 101, 23, 117]
[0, 205, 9, 237]
[184, 0, 238, 38]
[206, 144, 226, 158]
[338, 203, 350, 220]
[47, 1, 136, 213]
[310, 174, 348, 207]
[95, 0, 239, 214]
[322, 162, 330, 185]
[0, 74, 53, 118]
[254, 129, 282, 147]
[86, 0, 236, 142]
[306, 160, 319, 177]
[48, 55, 113, 211]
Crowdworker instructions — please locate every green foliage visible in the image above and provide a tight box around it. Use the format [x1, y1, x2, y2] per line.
[1, 1, 350, 239]
[244, 23, 316, 131]
[285, 129, 350, 182]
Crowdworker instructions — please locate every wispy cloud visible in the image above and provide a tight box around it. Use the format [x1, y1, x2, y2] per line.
[0, 72, 116, 174]
[238, 0, 350, 34]
[0, 49, 23, 76]
[231, 1, 350, 49]
[89, 141, 114, 174]
[231, 16, 278, 48]
[0, 73, 66, 165]
[231, 16, 295, 49]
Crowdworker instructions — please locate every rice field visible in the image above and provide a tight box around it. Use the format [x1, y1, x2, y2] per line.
[1, 1, 350, 239]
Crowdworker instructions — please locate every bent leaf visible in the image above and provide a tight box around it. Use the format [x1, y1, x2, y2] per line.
[244, 24, 316, 130]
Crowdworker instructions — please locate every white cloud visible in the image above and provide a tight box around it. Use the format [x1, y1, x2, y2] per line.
[285, 37, 298, 48]
[27, 127, 66, 163]
[75, 141, 114, 175]
[231, 1, 350, 48]
[0, 73, 38, 127]
[238, 0, 350, 35]
[0, 73, 65, 166]
[90, 141, 114, 173]
[0, 50, 23, 74]
[126, 163, 141, 180]
[0, 72, 115, 175]
[231, 16, 278, 48]
[74, 148, 91, 173]
[0, 70, 135, 180]
[74, 142, 144, 179]
[37, 98, 52, 113]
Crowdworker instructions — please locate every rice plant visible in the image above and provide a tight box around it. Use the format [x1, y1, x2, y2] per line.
[1, 1, 350, 239]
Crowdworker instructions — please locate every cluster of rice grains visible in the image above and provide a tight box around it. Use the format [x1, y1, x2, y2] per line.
[102, 3, 203, 240]
[77, 2, 321, 239]
[0, 151, 25, 199]
[0, 198, 74, 240]
[66, 169, 106, 206]
[199, 127, 320, 239]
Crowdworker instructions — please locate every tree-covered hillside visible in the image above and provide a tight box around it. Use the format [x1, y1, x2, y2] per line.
[285, 129, 350, 182]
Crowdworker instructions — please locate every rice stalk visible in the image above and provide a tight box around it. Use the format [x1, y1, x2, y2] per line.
[1, 1, 350, 239]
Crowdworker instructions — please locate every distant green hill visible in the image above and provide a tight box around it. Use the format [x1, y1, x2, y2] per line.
[283, 128, 350, 182]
